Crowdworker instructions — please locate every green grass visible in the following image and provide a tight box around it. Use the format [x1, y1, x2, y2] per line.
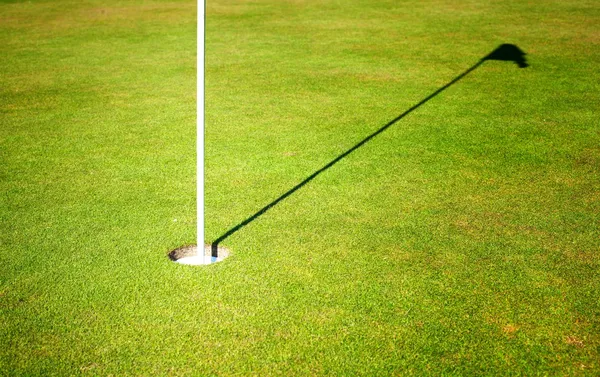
[2, 0, 599, 375]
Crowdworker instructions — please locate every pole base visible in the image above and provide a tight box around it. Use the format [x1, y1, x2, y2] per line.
[168, 245, 230, 265]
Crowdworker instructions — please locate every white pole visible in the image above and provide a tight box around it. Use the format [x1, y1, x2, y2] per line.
[197, 0, 206, 262]
[175, 0, 219, 265]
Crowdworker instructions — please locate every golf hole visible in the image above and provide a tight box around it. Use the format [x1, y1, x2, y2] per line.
[168, 245, 230, 265]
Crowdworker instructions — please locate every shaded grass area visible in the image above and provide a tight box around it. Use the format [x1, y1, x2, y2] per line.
[2, 0, 599, 375]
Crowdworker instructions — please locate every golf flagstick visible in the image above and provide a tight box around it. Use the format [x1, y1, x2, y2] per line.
[197, 0, 205, 262]
[171, 0, 231, 265]
[174, 0, 211, 265]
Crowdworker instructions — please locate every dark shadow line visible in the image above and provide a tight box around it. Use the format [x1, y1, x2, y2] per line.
[211, 44, 527, 256]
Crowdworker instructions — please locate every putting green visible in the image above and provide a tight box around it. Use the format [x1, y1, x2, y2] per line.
[1, 0, 599, 375]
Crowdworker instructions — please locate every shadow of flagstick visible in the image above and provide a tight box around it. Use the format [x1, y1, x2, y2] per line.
[210, 44, 528, 257]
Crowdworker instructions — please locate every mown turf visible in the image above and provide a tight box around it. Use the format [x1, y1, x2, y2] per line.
[2, 0, 599, 375]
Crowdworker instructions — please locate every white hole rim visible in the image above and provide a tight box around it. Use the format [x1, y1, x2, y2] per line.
[168, 245, 230, 265]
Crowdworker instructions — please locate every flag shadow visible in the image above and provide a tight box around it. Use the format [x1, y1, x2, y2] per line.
[211, 44, 528, 257]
